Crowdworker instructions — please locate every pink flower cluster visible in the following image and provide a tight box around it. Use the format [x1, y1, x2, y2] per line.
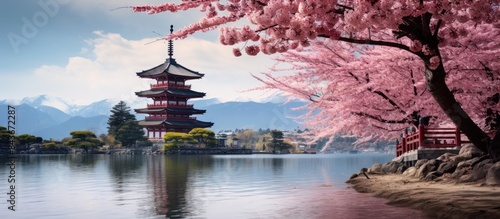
[133, 0, 498, 57]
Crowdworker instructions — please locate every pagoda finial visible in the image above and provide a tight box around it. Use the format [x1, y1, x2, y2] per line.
[168, 25, 174, 59]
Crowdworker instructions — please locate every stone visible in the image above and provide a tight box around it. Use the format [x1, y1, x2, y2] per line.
[402, 166, 417, 177]
[396, 165, 408, 174]
[459, 143, 483, 155]
[437, 161, 457, 174]
[460, 159, 493, 182]
[368, 163, 382, 173]
[453, 143, 484, 163]
[416, 159, 441, 178]
[349, 173, 359, 180]
[486, 161, 500, 186]
[414, 159, 428, 169]
[423, 171, 443, 181]
[452, 168, 470, 179]
[359, 167, 368, 174]
[456, 156, 483, 171]
[437, 152, 457, 162]
[381, 161, 403, 174]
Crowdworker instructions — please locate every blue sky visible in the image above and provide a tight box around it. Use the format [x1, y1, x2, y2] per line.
[1, 0, 278, 105]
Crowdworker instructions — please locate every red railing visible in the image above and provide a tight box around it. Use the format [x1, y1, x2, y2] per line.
[150, 84, 191, 89]
[147, 103, 194, 108]
[145, 116, 196, 121]
[396, 125, 471, 157]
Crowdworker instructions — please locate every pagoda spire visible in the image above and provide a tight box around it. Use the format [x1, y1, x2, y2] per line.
[168, 25, 174, 60]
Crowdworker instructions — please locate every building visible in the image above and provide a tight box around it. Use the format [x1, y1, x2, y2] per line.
[135, 25, 213, 139]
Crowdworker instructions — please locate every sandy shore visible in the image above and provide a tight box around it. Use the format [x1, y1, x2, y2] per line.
[347, 174, 500, 219]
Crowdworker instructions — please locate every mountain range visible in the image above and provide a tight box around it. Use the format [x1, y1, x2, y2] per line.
[0, 95, 307, 140]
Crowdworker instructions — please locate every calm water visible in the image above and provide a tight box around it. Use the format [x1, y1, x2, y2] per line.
[0, 154, 425, 219]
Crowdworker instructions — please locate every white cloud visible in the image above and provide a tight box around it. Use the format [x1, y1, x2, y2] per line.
[24, 31, 276, 105]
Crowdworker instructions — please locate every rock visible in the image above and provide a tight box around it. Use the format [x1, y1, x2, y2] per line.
[437, 152, 457, 162]
[402, 166, 418, 177]
[396, 165, 408, 174]
[460, 159, 493, 182]
[459, 143, 483, 155]
[486, 162, 500, 186]
[453, 143, 484, 163]
[415, 159, 428, 169]
[349, 173, 359, 180]
[452, 168, 470, 179]
[381, 161, 404, 174]
[368, 163, 382, 173]
[416, 159, 441, 178]
[359, 167, 368, 174]
[423, 171, 443, 181]
[456, 156, 483, 171]
[437, 161, 457, 174]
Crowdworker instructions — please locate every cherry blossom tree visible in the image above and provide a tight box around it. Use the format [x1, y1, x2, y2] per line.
[132, 1, 500, 158]
[252, 36, 499, 147]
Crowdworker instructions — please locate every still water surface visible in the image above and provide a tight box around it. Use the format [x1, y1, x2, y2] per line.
[0, 154, 425, 218]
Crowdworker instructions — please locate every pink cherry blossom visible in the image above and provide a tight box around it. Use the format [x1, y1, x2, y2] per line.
[133, 1, 500, 156]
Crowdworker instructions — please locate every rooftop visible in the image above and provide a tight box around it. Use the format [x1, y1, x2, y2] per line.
[135, 88, 206, 98]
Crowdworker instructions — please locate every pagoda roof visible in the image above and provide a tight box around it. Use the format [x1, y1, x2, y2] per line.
[138, 119, 213, 128]
[134, 108, 206, 114]
[135, 88, 205, 98]
[136, 58, 204, 79]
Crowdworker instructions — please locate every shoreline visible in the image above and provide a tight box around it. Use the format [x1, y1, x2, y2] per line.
[347, 173, 500, 219]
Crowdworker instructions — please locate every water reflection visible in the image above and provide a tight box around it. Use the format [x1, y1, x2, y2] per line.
[271, 157, 284, 174]
[0, 154, 426, 219]
[143, 154, 426, 218]
[68, 154, 100, 170]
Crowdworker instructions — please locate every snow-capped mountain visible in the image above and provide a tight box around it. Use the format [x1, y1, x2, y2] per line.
[19, 95, 75, 113]
[0, 95, 305, 139]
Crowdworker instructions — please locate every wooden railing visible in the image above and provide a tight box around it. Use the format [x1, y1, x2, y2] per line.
[396, 125, 471, 157]
[145, 116, 196, 121]
[150, 84, 191, 89]
[147, 103, 194, 108]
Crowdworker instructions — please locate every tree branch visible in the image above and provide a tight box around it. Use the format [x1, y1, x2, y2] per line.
[352, 112, 408, 124]
[324, 36, 414, 54]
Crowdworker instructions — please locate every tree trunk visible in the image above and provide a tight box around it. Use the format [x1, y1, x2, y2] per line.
[425, 65, 500, 160]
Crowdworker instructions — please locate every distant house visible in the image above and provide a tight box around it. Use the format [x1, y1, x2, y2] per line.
[216, 131, 239, 147]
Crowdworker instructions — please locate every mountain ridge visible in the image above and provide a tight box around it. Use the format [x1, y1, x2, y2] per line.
[0, 95, 307, 140]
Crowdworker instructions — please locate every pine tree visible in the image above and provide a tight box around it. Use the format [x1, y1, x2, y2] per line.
[115, 120, 147, 147]
[107, 101, 136, 136]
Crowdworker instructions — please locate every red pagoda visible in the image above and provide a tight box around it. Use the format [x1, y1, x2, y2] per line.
[135, 25, 213, 139]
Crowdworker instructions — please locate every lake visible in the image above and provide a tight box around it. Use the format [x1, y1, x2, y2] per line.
[0, 154, 425, 218]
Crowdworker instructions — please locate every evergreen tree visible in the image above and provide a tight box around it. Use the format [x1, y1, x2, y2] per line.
[269, 130, 284, 153]
[115, 120, 147, 147]
[0, 126, 12, 154]
[66, 130, 103, 153]
[107, 101, 136, 136]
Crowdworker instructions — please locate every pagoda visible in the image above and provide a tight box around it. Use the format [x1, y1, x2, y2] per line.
[135, 25, 213, 139]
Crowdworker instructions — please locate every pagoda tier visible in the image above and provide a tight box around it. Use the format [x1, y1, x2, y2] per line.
[135, 107, 206, 115]
[134, 25, 213, 138]
[137, 58, 203, 80]
[135, 88, 205, 98]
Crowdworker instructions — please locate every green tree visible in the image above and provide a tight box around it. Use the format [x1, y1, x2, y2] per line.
[107, 101, 136, 136]
[188, 128, 215, 147]
[115, 120, 147, 147]
[0, 126, 12, 143]
[163, 132, 196, 150]
[43, 142, 62, 149]
[269, 130, 284, 153]
[0, 127, 12, 153]
[16, 134, 38, 145]
[66, 130, 103, 153]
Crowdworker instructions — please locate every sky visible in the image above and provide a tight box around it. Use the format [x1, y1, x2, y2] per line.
[1, 0, 281, 105]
